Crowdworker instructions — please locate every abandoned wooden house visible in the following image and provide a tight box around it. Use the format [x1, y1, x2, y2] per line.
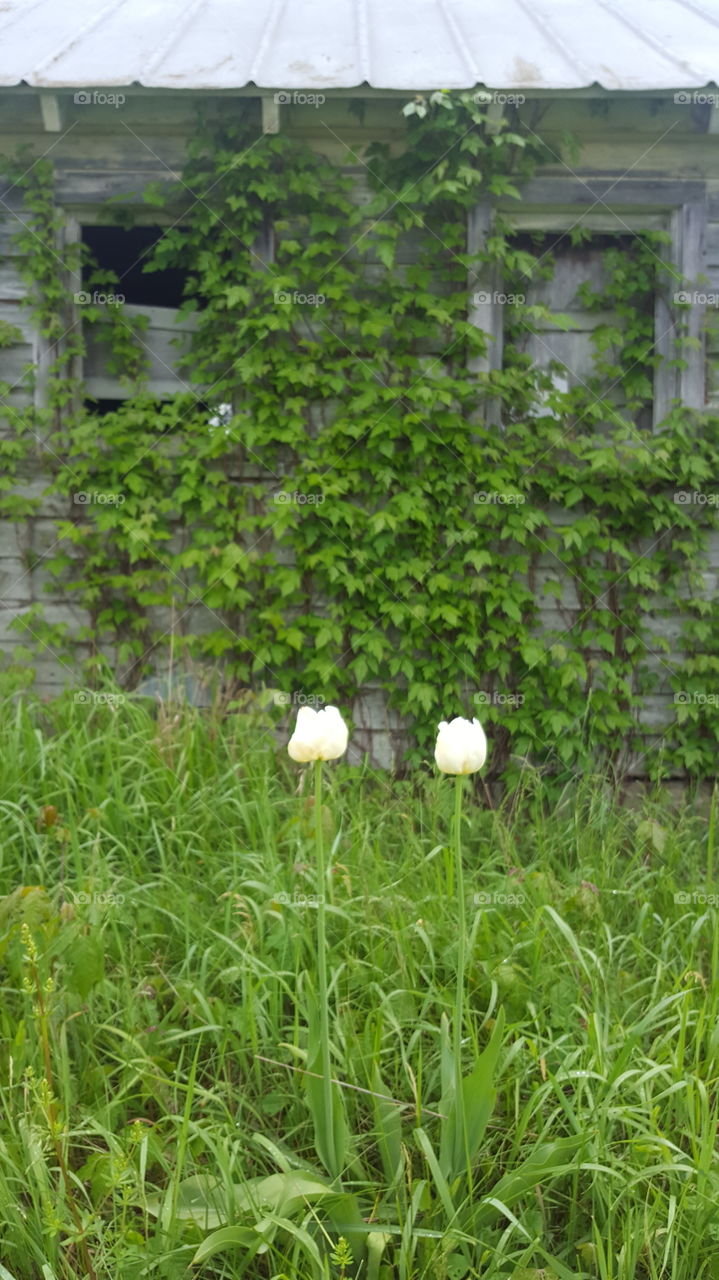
[0, 0, 719, 769]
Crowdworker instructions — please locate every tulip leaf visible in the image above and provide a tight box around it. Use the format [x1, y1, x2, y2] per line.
[370, 1064, 403, 1186]
[366, 1230, 392, 1280]
[144, 1174, 228, 1227]
[439, 1009, 505, 1180]
[304, 1007, 349, 1180]
[146, 1170, 338, 1228]
[191, 1225, 270, 1266]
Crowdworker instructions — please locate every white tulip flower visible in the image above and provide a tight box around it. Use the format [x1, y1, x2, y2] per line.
[434, 715, 487, 775]
[287, 705, 349, 762]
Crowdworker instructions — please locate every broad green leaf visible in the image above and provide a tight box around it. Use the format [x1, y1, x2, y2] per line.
[145, 1174, 227, 1227]
[146, 1170, 336, 1228]
[415, 1127, 456, 1221]
[371, 1064, 403, 1185]
[304, 1019, 349, 1179]
[440, 1009, 505, 1180]
[241, 1171, 336, 1215]
[191, 1225, 268, 1266]
[367, 1230, 391, 1280]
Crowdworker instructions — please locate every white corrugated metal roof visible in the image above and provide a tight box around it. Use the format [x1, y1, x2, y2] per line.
[0, 0, 718, 92]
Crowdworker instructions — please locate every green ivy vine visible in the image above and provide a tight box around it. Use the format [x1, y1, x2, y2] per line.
[2, 92, 719, 781]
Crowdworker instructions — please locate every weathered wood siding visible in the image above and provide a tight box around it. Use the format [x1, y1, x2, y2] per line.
[0, 91, 718, 767]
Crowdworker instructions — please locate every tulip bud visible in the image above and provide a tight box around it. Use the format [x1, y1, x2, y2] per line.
[287, 705, 349, 762]
[434, 715, 487, 775]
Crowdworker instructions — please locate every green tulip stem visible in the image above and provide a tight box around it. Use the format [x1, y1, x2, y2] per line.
[453, 772, 467, 1155]
[314, 757, 334, 1171]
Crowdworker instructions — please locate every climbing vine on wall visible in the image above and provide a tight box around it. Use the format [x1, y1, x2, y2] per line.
[2, 93, 719, 780]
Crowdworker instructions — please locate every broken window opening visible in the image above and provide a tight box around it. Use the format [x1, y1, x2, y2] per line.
[81, 224, 187, 308]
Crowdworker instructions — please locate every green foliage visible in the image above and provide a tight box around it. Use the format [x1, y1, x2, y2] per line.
[1, 693, 719, 1277]
[2, 97, 719, 780]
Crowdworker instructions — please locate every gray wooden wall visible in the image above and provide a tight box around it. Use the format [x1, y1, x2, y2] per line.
[0, 89, 718, 769]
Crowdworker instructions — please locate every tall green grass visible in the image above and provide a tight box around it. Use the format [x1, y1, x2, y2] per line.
[0, 688, 717, 1279]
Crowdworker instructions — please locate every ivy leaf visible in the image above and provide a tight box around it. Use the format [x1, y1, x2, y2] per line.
[375, 241, 396, 270]
[520, 640, 545, 668]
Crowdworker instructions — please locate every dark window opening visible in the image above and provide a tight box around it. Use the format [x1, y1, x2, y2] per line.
[82, 398, 127, 416]
[82, 397, 227, 430]
[81, 225, 187, 308]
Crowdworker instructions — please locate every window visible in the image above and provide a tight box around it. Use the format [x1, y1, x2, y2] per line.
[81, 225, 187, 308]
[468, 181, 708, 429]
[65, 217, 197, 406]
[505, 230, 655, 432]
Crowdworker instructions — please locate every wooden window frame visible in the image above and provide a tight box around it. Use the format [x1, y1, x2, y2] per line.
[60, 210, 197, 408]
[51, 208, 273, 410]
[468, 179, 707, 429]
